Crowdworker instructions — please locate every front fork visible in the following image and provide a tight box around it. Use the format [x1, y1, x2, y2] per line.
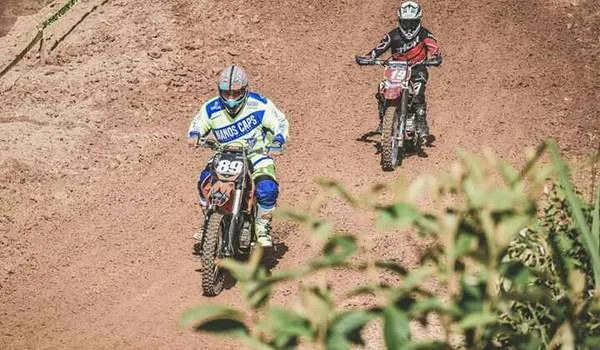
[378, 98, 386, 120]
[202, 187, 243, 258]
[225, 188, 243, 256]
[378, 88, 410, 134]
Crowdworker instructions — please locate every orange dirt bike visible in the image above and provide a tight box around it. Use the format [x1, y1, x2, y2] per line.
[356, 56, 440, 170]
[195, 138, 257, 296]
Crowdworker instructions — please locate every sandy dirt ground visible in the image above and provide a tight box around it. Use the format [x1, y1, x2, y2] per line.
[0, 0, 598, 348]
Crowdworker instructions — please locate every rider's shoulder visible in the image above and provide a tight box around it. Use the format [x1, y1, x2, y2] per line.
[387, 28, 399, 37]
[420, 27, 436, 39]
[248, 91, 269, 105]
[202, 96, 224, 119]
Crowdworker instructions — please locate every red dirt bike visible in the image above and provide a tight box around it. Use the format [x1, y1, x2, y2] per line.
[195, 138, 257, 296]
[356, 56, 440, 170]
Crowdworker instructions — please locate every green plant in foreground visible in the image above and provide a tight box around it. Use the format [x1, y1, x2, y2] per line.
[180, 140, 600, 349]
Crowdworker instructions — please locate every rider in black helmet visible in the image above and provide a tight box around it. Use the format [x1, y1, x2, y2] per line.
[357, 1, 442, 144]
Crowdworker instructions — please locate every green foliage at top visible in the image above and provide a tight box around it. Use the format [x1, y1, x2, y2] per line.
[180, 140, 600, 349]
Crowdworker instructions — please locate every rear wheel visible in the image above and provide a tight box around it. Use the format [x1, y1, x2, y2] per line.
[381, 105, 404, 170]
[201, 212, 225, 296]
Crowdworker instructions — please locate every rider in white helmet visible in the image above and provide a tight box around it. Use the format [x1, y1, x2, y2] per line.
[357, 1, 442, 145]
[188, 65, 290, 247]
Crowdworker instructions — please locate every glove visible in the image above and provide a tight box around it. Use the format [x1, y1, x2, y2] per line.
[428, 55, 442, 66]
[355, 55, 372, 65]
[266, 141, 284, 154]
[196, 137, 207, 146]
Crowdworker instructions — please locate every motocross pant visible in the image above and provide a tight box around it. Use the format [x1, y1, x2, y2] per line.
[377, 67, 429, 136]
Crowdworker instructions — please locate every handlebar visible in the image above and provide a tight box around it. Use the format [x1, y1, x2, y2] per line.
[196, 137, 222, 151]
[195, 137, 276, 155]
[355, 55, 441, 67]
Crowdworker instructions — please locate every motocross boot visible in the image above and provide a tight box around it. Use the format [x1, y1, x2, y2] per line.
[255, 217, 273, 247]
[414, 102, 430, 146]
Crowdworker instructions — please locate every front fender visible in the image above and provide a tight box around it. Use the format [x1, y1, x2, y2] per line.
[383, 87, 403, 100]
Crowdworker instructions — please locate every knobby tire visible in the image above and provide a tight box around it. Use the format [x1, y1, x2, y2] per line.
[201, 212, 225, 296]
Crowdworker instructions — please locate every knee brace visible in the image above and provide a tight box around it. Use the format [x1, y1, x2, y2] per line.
[255, 176, 279, 212]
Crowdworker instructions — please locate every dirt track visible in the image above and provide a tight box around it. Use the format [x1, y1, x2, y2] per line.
[1, 0, 598, 348]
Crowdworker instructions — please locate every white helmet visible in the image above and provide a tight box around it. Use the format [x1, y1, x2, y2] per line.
[218, 65, 249, 117]
[397, 1, 422, 40]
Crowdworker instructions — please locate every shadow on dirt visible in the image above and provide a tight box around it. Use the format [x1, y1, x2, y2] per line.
[356, 131, 382, 154]
[356, 132, 437, 160]
[261, 242, 289, 271]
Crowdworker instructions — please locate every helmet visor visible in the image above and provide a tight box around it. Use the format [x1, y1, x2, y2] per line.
[400, 18, 420, 32]
[220, 88, 245, 101]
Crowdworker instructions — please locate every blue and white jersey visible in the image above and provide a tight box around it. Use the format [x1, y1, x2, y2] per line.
[188, 92, 289, 153]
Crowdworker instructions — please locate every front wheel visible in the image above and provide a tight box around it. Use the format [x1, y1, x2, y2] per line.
[201, 212, 225, 296]
[381, 104, 404, 171]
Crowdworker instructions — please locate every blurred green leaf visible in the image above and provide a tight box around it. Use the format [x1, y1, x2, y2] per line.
[415, 213, 441, 235]
[409, 297, 446, 317]
[276, 207, 333, 240]
[400, 266, 435, 293]
[375, 260, 408, 276]
[517, 142, 547, 183]
[377, 203, 422, 229]
[457, 312, 497, 329]
[498, 160, 519, 186]
[301, 286, 333, 332]
[496, 214, 532, 248]
[276, 206, 310, 222]
[383, 306, 410, 349]
[241, 280, 272, 310]
[308, 218, 333, 240]
[401, 341, 449, 350]
[463, 177, 485, 209]
[267, 266, 312, 284]
[345, 284, 382, 298]
[585, 335, 600, 347]
[311, 234, 357, 268]
[179, 304, 242, 328]
[219, 247, 263, 281]
[327, 310, 378, 350]
[548, 140, 600, 287]
[487, 190, 521, 212]
[458, 278, 486, 315]
[180, 305, 249, 338]
[239, 338, 277, 350]
[317, 178, 359, 206]
[459, 152, 485, 182]
[195, 318, 249, 337]
[258, 307, 313, 348]
[453, 231, 476, 259]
